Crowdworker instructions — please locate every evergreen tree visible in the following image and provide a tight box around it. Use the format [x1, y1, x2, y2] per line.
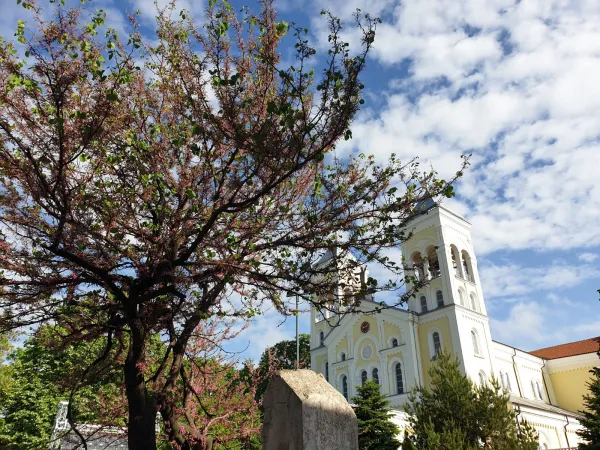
[255, 334, 311, 400]
[352, 380, 401, 450]
[578, 365, 600, 449]
[404, 352, 539, 450]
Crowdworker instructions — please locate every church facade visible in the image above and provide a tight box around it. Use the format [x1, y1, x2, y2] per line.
[310, 204, 598, 449]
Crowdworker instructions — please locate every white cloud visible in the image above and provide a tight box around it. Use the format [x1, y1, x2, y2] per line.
[491, 301, 548, 344]
[491, 299, 600, 350]
[578, 253, 599, 263]
[479, 261, 600, 299]
[312, 0, 600, 255]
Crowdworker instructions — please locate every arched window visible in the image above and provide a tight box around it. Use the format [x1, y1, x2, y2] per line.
[372, 368, 379, 385]
[325, 362, 329, 381]
[451, 245, 461, 277]
[471, 330, 480, 355]
[427, 246, 440, 278]
[412, 252, 425, 281]
[479, 370, 487, 386]
[420, 296, 428, 313]
[391, 338, 399, 348]
[340, 352, 346, 361]
[531, 380, 538, 399]
[319, 331, 324, 346]
[436, 290, 444, 308]
[505, 373, 512, 392]
[461, 251, 473, 282]
[342, 375, 348, 400]
[361, 370, 368, 386]
[395, 362, 404, 394]
[470, 293, 478, 312]
[458, 289, 465, 306]
[536, 382, 544, 400]
[432, 332, 441, 358]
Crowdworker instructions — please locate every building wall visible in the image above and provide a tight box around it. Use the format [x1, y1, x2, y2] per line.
[547, 352, 599, 413]
[417, 315, 453, 388]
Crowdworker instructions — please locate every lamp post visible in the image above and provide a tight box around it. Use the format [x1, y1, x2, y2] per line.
[286, 291, 302, 369]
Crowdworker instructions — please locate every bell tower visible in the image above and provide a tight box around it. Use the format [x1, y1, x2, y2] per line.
[401, 201, 495, 383]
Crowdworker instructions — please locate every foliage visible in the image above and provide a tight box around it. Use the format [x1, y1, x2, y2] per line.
[0, 326, 126, 450]
[352, 380, 401, 450]
[578, 363, 600, 449]
[166, 318, 276, 449]
[0, 0, 465, 448]
[255, 333, 311, 400]
[404, 352, 539, 450]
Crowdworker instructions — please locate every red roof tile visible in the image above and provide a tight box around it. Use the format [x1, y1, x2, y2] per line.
[529, 337, 600, 360]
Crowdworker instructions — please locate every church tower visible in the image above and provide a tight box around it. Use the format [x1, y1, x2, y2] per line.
[401, 201, 495, 384]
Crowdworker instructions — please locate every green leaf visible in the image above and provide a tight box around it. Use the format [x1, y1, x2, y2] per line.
[106, 92, 118, 101]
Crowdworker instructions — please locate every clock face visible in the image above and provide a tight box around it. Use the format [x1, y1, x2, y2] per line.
[360, 321, 370, 334]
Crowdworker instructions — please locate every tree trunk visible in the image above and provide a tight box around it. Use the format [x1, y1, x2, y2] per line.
[125, 318, 157, 450]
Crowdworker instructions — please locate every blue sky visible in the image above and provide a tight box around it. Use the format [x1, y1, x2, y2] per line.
[2, 0, 599, 361]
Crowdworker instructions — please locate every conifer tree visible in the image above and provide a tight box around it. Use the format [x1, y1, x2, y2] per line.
[352, 380, 401, 450]
[404, 352, 539, 450]
[578, 365, 600, 449]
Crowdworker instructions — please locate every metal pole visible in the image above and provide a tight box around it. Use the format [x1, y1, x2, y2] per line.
[295, 294, 299, 369]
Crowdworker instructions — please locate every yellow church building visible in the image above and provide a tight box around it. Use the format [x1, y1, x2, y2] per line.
[310, 202, 599, 449]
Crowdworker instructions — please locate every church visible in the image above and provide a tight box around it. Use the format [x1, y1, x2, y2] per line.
[310, 202, 599, 449]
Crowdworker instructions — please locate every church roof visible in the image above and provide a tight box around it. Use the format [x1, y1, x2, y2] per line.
[510, 395, 584, 419]
[529, 337, 600, 360]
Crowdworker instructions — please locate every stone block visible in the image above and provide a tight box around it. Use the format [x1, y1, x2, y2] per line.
[262, 369, 358, 450]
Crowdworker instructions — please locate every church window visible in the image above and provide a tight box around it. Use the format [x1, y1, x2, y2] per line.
[395, 362, 404, 394]
[432, 332, 441, 358]
[319, 331, 324, 346]
[361, 370, 368, 386]
[325, 362, 329, 382]
[461, 251, 473, 282]
[436, 290, 444, 308]
[412, 252, 425, 281]
[505, 373, 512, 392]
[342, 375, 348, 400]
[531, 380, 538, 399]
[420, 296, 428, 313]
[479, 371, 487, 386]
[471, 330, 480, 355]
[451, 245, 461, 277]
[340, 352, 346, 361]
[458, 289, 466, 306]
[391, 338, 399, 347]
[427, 246, 440, 278]
[536, 381, 544, 400]
[470, 293, 478, 312]
[372, 368, 379, 385]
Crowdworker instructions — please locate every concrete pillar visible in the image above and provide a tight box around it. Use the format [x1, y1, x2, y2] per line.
[262, 369, 359, 450]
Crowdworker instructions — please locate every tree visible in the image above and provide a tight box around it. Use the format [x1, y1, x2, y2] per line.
[578, 365, 600, 448]
[404, 352, 538, 450]
[352, 380, 401, 450]
[255, 333, 311, 400]
[0, 0, 464, 448]
[0, 326, 127, 450]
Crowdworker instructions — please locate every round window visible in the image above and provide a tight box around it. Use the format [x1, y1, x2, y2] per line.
[361, 344, 373, 360]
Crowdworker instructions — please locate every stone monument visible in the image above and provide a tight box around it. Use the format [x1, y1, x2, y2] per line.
[262, 369, 359, 450]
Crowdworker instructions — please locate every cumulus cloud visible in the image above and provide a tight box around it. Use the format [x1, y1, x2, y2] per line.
[491, 301, 548, 345]
[313, 0, 600, 255]
[491, 300, 600, 350]
[479, 261, 600, 299]
[578, 253, 599, 263]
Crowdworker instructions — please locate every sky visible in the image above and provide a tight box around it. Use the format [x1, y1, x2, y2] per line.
[2, 0, 599, 361]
